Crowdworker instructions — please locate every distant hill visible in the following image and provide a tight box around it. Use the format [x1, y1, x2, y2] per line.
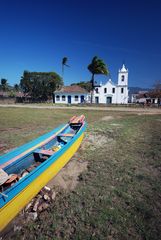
[129, 87, 150, 94]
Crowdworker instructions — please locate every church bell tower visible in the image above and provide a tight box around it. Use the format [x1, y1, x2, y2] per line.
[118, 64, 128, 86]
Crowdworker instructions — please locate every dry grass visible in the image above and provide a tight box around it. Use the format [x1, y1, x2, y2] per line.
[0, 107, 161, 240]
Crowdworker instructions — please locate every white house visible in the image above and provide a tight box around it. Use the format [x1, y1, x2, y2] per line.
[54, 85, 89, 104]
[93, 64, 129, 104]
[131, 91, 158, 104]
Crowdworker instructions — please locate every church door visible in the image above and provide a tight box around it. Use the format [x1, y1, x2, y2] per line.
[106, 97, 112, 104]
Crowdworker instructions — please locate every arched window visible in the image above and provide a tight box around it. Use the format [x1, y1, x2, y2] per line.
[62, 95, 66, 101]
[75, 95, 78, 101]
[121, 75, 125, 81]
[56, 95, 60, 101]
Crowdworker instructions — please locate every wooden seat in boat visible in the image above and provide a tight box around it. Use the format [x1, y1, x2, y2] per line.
[58, 133, 74, 137]
[33, 149, 55, 161]
[33, 149, 54, 156]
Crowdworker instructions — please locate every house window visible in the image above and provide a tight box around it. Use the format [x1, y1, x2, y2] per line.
[95, 88, 99, 93]
[62, 95, 66, 101]
[112, 88, 115, 93]
[56, 95, 60, 101]
[104, 88, 107, 93]
[75, 95, 78, 101]
[121, 88, 124, 94]
[121, 75, 125, 81]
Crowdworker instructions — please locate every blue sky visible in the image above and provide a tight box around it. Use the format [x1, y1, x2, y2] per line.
[0, 0, 161, 88]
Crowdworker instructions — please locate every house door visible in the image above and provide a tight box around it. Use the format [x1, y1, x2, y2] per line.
[81, 95, 84, 103]
[68, 95, 71, 104]
[106, 97, 112, 104]
[95, 97, 99, 104]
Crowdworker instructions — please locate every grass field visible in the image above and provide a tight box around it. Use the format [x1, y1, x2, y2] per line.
[0, 107, 161, 240]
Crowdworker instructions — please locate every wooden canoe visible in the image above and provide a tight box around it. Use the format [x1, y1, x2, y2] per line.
[0, 115, 86, 231]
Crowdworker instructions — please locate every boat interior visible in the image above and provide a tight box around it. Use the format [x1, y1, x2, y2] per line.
[0, 115, 85, 194]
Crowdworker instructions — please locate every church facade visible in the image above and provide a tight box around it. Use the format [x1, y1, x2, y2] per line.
[93, 64, 129, 104]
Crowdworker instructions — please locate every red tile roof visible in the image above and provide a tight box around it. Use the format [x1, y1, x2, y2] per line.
[55, 85, 88, 93]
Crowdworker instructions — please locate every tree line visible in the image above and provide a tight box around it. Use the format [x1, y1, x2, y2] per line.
[0, 71, 63, 101]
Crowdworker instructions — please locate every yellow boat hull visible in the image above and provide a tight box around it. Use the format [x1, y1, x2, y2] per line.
[0, 132, 84, 232]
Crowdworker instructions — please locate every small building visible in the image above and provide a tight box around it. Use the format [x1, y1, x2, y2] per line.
[135, 91, 158, 104]
[54, 86, 89, 104]
[93, 64, 129, 104]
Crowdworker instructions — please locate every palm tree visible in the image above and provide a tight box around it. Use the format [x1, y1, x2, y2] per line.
[62, 57, 69, 81]
[88, 56, 109, 103]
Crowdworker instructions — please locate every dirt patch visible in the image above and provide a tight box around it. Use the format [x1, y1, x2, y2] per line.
[80, 133, 114, 152]
[137, 112, 161, 115]
[0, 127, 22, 132]
[1, 104, 161, 114]
[101, 116, 114, 121]
[110, 123, 122, 127]
[47, 158, 88, 191]
[87, 134, 107, 146]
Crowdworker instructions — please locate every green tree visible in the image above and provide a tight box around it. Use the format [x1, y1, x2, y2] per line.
[20, 71, 32, 94]
[20, 71, 63, 101]
[88, 56, 109, 103]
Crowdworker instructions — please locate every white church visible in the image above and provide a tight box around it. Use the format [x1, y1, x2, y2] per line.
[54, 64, 129, 104]
[93, 64, 129, 104]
